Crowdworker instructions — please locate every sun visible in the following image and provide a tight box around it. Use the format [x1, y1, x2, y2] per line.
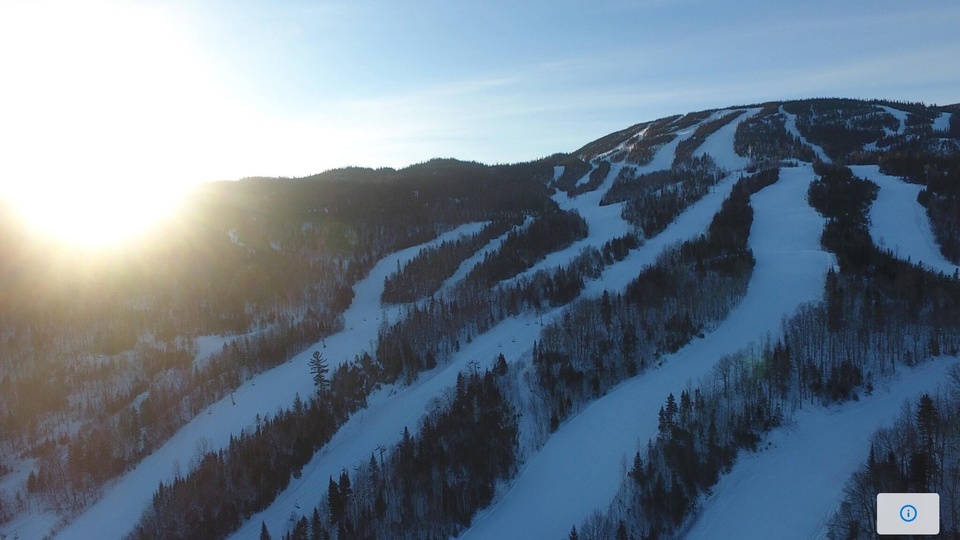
[6, 180, 187, 248]
[0, 1, 223, 248]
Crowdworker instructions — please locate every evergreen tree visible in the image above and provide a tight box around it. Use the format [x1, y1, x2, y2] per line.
[309, 351, 329, 388]
[260, 521, 272, 540]
[569, 525, 580, 540]
[327, 476, 343, 524]
[494, 353, 508, 375]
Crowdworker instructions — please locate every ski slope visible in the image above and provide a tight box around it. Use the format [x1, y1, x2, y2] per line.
[854, 165, 960, 276]
[877, 105, 908, 135]
[934, 112, 953, 132]
[54, 222, 487, 540]
[460, 164, 834, 540]
[693, 108, 760, 172]
[516, 108, 756, 283]
[687, 357, 958, 540]
[781, 106, 830, 163]
[233, 133, 751, 539]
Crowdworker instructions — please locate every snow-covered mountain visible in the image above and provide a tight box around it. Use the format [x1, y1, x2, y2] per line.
[2, 98, 960, 540]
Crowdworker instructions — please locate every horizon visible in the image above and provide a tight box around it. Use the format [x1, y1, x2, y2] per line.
[2, 1, 958, 185]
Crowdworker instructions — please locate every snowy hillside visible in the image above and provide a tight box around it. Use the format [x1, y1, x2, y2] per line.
[3, 98, 960, 540]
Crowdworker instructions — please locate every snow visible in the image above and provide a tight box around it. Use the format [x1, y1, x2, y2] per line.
[512, 110, 734, 284]
[693, 108, 761, 172]
[439, 218, 530, 296]
[230, 310, 549, 539]
[877, 105, 908, 135]
[514, 162, 631, 282]
[781, 106, 830, 163]
[853, 165, 960, 276]
[460, 164, 834, 540]
[580, 173, 739, 299]
[53, 222, 488, 540]
[575, 162, 597, 188]
[934, 112, 953, 132]
[687, 357, 958, 540]
[192, 333, 242, 370]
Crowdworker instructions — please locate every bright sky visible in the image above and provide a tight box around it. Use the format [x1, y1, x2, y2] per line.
[0, 0, 958, 243]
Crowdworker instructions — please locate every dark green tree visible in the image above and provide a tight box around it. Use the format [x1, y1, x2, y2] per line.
[309, 351, 329, 389]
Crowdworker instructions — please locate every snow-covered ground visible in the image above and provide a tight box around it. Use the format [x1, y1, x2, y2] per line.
[854, 165, 959, 276]
[781, 106, 830, 163]
[233, 125, 752, 539]
[934, 112, 953, 132]
[438, 218, 529, 296]
[687, 357, 958, 540]
[877, 105, 908, 135]
[683, 163, 958, 539]
[460, 164, 834, 540]
[515, 108, 755, 284]
[51, 222, 487, 540]
[693, 108, 760, 172]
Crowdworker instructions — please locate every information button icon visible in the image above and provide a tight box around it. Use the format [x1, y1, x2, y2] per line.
[899, 504, 917, 522]
[877, 493, 938, 535]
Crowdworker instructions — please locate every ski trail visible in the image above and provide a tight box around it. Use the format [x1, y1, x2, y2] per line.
[693, 107, 761, 172]
[55, 222, 487, 540]
[877, 105, 908, 135]
[460, 164, 834, 540]
[781, 106, 830, 163]
[688, 358, 958, 540]
[853, 165, 959, 276]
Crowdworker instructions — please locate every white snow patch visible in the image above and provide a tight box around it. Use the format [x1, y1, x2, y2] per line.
[460, 165, 834, 540]
[226, 228, 245, 247]
[853, 165, 960, 276]
[688, 358, 958, 540]
[934, 111, 953, 132]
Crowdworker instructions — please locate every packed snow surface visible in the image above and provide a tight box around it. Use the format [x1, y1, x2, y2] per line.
[55, 222, 488, 540]
[460, 164, 834, 540]
[687, 358, 958, 540]
[854, 165, 959, 276]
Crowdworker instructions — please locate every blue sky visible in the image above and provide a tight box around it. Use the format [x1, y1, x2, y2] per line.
[2, 0, 959, 188]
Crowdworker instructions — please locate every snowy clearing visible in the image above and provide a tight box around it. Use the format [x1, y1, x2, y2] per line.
[687, 357, 958, 540]
[460, 164, 834, 540]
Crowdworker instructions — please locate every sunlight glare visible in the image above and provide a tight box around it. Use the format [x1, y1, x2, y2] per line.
[0, 1, 226, 247]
